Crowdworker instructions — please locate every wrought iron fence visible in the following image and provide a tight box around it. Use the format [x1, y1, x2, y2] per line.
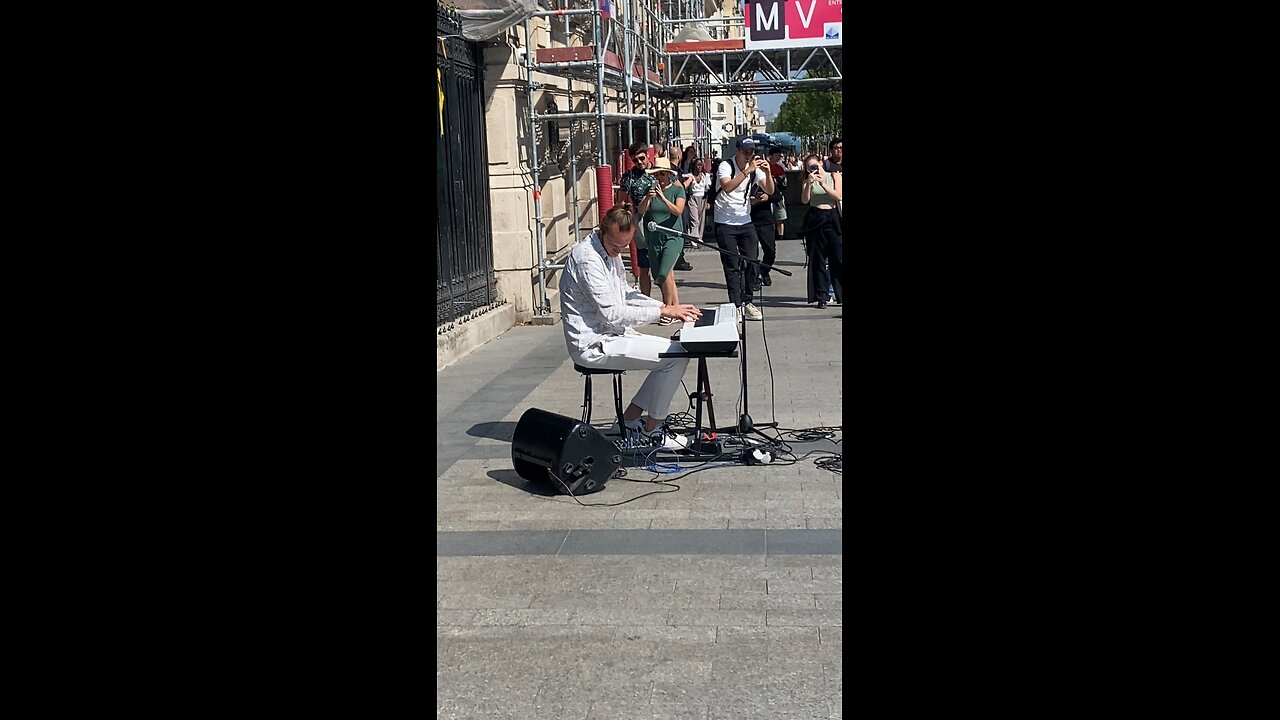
[437, 6, 499, 330]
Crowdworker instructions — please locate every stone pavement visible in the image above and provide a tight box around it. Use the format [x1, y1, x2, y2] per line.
[437, 235, 843, 720]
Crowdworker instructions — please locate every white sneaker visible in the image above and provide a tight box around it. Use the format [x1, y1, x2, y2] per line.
[609, 417, 645, 440]
[611, 418, 690, 451]
[743, 303, 763, 321]
[647, 424, 691, 451]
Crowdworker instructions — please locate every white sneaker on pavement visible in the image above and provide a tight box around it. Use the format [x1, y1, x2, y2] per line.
[744, 303, 763, 321]
[648, 424, 691, 451]
[611, 418, 691, 451]
[609, 418, 644, 442]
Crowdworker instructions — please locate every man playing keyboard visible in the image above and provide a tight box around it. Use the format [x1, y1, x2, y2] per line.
[560, 206, 704, 451]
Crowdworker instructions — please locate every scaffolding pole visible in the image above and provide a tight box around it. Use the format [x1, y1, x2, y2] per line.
[641, 2, 652, 146]
[595, 5, 607, 166]
[565, 5, 580, 244]
[534, 111, 654, 121]
[524, 17, 551, 317]
[529, 8, 597, 17]
[622, 0, 633, 147]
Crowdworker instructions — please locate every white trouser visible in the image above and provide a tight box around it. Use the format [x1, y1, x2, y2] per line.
[573, 334, 689, 421]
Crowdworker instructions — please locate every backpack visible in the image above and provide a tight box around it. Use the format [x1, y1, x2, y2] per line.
[704, 157, 729, 216]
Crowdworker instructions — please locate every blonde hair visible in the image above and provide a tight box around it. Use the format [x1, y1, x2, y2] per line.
[601, 205, 636, 232]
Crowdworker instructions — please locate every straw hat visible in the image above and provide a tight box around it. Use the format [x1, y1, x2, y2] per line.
[646, 157, 674, 174]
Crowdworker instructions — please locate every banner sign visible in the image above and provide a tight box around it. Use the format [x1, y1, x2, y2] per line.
[744, 0, 842, 50]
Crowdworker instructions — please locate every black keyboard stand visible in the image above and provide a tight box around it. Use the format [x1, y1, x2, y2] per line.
[649, 230, 790, 436]
[658, 347, 738, 458]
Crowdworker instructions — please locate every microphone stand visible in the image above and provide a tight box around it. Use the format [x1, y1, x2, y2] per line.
[647, 222, 790, 436]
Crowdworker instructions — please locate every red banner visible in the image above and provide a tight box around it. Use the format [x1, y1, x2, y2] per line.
[744, 0, 842, 50]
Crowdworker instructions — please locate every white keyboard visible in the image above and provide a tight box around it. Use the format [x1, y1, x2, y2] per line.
[678, 303, 740, 353]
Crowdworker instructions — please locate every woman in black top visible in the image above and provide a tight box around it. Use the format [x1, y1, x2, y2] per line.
[800, 153, 843, 309]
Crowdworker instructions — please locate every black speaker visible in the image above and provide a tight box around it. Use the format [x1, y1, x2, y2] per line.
[512, 408, 621, 495]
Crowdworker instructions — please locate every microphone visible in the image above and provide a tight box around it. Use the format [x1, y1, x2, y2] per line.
[645, 221, 697, 240]
[647, 222, 792, 276]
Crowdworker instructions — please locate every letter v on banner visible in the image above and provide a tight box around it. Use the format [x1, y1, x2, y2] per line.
[796, 0, 815, 28]
[744, 0, 842, 50]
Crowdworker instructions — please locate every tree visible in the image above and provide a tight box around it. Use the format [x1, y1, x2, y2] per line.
[771, 72, 842, 146]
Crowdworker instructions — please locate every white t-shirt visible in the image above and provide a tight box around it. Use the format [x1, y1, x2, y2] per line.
[713, 158, 767, 226]
[683, 174, 712, 198]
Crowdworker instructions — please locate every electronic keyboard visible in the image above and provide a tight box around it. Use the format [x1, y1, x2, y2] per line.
[677, 302, 740, 353]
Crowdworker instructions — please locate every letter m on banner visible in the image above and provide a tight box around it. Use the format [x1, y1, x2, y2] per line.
[745, 0, 785, 42]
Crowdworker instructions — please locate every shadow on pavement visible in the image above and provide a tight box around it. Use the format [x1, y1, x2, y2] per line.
[486, 447, 677, 485]
[467, 421, 517, 443]
[486, 468, 560, 497]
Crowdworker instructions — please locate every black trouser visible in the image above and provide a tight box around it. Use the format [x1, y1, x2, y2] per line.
[804, 208, 843, 303]
[752, 219, 776, 286]
[715, 222, 759, 307]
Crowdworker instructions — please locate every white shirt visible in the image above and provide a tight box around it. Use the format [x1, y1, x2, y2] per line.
[713, 158, 767, 226]
[559, 232, 663, 356]
[682, 173, 712, 198]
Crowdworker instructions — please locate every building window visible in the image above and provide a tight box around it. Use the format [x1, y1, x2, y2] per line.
[716, 102, 725, 114]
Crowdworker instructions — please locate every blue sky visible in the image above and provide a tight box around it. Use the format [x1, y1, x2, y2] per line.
[757, 93, 787, 117]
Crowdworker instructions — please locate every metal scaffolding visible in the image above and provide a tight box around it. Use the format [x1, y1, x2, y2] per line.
[664, 45, 843, 96]
[522, 0, 843, 316]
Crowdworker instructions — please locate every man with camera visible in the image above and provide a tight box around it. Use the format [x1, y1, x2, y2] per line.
[713, 136, 774, 321]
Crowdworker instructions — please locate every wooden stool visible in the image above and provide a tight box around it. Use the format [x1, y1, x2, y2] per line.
[573, 364, 626, 430]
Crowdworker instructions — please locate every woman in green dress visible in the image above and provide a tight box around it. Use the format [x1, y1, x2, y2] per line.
[638, 157, 688, 325]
